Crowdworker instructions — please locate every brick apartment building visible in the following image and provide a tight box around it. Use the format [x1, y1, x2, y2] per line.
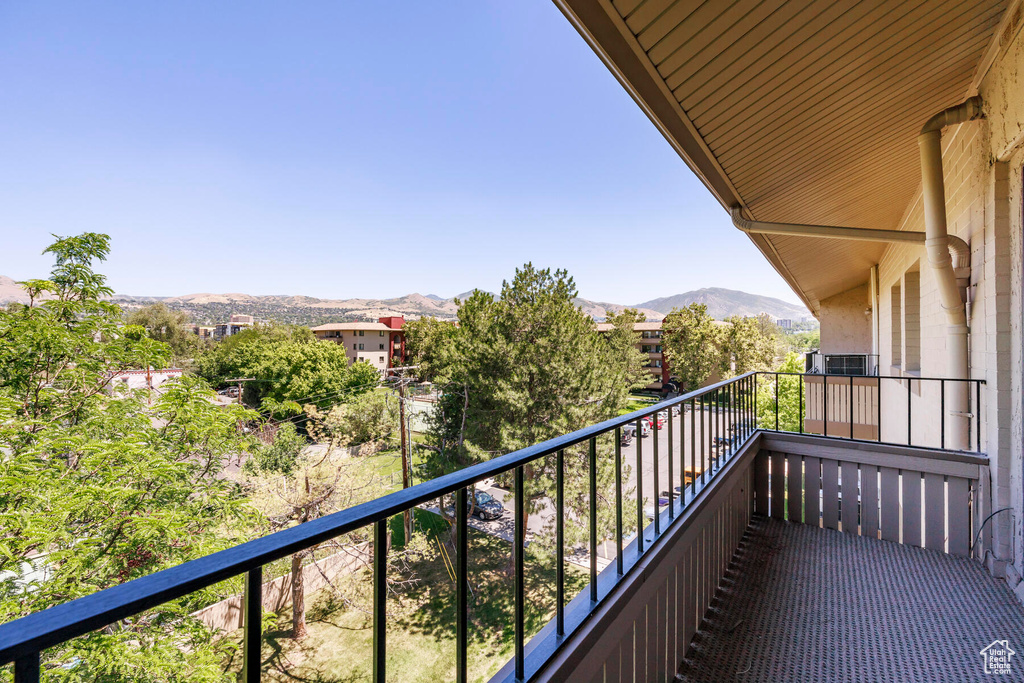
[311, 316, 406, 373]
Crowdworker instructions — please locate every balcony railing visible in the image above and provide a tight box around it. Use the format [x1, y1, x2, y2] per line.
[756, 371, 985, 453]
[0, 373, 762, 683]
[0, 368, 988, 682]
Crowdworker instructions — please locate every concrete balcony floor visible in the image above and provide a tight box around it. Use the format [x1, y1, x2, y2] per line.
[678, 516, 1024, 682]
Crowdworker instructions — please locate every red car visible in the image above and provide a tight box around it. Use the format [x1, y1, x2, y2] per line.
[643, 414, 666, 430]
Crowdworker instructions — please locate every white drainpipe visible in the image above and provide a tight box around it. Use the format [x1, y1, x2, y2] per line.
[919, 96, 982, 450]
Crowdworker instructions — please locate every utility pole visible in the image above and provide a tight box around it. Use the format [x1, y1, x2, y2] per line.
[225, 377, 257, 407]
[386, 366, 420, 543]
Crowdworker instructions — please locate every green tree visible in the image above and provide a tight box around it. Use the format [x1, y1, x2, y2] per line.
[309, 389, 400, 450]
[195, 324, 379, 415]
[755, 352, 804, 432]
[662, 303, 725, 392]
[0, 234, 256, 682]
[244, 422, 307, 476]
[722, 314, 780, 376]
[600, 308, 654, 407]
[418, 265, 640, 549]
[125, 302, 199, 363]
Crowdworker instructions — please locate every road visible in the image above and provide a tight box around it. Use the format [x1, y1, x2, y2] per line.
[424, 404, 749, 569]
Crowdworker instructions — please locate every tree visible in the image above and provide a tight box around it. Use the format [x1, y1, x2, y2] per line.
[600, 308, 654, 407]
[755, 352, 805, 432]
[417, 264, 640, 550]
[244, 411, 421, 640]
[662, 303, 725, 392]
[125, 303, 199, 363]
[722, 314, 780, 376]
[0, 234, 256, 682]
[308, 390, 400, 450]
[195, 324, 380, 416]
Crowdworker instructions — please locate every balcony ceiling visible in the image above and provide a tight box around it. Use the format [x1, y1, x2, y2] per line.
[555, 0, 1011, 314]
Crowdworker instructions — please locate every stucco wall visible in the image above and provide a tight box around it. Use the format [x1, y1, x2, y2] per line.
[818, 283, 871, 354]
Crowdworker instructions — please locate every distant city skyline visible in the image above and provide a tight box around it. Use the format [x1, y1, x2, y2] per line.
[0, 2, 805, 307]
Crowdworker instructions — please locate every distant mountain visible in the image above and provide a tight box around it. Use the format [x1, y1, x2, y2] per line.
[634, 287, 808, 320]
[1, 276, 809, 325]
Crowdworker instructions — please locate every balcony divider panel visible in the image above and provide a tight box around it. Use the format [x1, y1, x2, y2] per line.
[903, 472, 923, 547]
[881, 467, 901, 543]
[841, 461, 859, 533]
[948, 477, 970, 555]
[924, 473, 945, 551]
[787, 454, 802, 522]
[770, 451, 786, 520]
[822, 459, 840, 530]
[805, 456, 822, 526]
[754, 451, 769, 515]
[862, 465, 880, 539]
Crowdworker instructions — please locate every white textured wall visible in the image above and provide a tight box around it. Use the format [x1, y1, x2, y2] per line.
[818, 283, 871, 355]
[873, 24, 1024, 597]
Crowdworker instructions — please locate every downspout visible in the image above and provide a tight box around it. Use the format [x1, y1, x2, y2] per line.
[919, 96, 982, 450]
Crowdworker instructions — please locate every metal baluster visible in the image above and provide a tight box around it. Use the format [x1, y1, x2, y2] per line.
[667, 405, 674, 519]
[636, 418, 644, 554]
[823, 375, 828, 438]
[877, 376, 882, 443]
[373, 519, 387, 683]
[799, 373, 804, 434]
[556, 451, 565, 631]
[976, 381, 982, 452]
[613, 433, 623, 576]
[679, 400, 686, 504]
[457, 488, 469, 681]
[242, 566, 263, 683]
[940, 380, 946, 450]
[690, 398, 696, 495]
[849, 375, 854, 440]
[13, 653, 39, 683]
[652, 416, 660, 536]
[589, 437, 598, 602]
[774, 373, 779, 431]
[907, 378, 912, 446]
[514, 466, 525, 680]
[700, 394, 707, 486]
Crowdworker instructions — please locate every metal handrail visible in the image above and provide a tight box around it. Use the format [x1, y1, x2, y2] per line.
[0, 373, 761, 682]
[757, 371, 985, 453]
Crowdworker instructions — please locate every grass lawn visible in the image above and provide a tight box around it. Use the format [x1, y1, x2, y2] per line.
[227, 510, 586, 682]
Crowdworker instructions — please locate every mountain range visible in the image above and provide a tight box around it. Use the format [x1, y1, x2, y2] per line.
[0, 276, 809, 325]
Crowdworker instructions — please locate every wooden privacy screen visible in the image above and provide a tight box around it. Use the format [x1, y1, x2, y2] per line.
[755, 434, 984, 556]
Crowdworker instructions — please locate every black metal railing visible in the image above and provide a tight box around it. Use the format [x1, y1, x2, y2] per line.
[0, 373, 761, 683]
[755, 371, 985, 453]
[804, 352, 880, 376]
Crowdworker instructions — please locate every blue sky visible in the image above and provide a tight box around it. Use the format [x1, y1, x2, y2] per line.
[0, 2, 802, 307]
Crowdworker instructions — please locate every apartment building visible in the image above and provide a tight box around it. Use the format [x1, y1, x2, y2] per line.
[596, 319, 725, 391]
[213, 314, 254, 341]
[311, 316, 405, 373]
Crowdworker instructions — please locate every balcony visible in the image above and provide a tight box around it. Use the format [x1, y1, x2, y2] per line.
[1, 372, 1019, 682]
[805, 352, 879, 377]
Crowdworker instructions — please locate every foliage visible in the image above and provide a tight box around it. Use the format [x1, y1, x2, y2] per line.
[244, 415, 425, 639]
[308, 390, 400, 449]
[0, 234, 257, 682]
[125, 302, 200, 363]
[415, 264, 641, 546]
[785, 329, 820, 353]
[661, 303, 725, 392]
[194, 324, 379, 414]
[244, 422, 306, 476]
[755, 352, 805, 432]
[722, 313, 781, 375]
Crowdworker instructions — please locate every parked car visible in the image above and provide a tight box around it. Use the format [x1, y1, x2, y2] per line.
[620, 424, 635, 446]
[453, 490, 505, 520]
[643, 414, 666, 431]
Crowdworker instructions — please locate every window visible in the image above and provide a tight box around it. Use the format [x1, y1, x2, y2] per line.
[904, 270, 921, 371]
[379, 331, 385, 336]
[358, 330, 364, 337]
[353, 344, 357, 351]
[379, 356, 385, 363]
[641, 345, 652, 353]
[380, 343, 385, 350]
[358, 344, 364, 350]
[890, 284, 902, 366]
